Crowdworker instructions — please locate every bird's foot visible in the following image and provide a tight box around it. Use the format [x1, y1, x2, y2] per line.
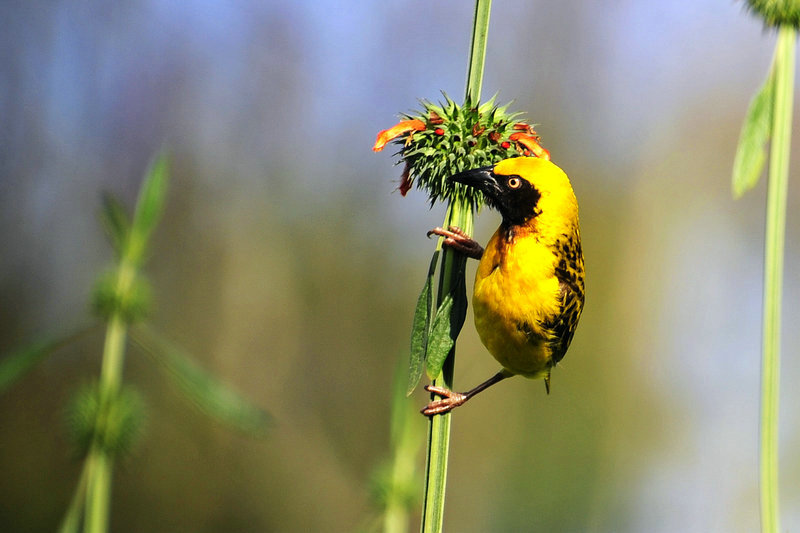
[427, 226, 483, 259]
[421, 385, 468, 416]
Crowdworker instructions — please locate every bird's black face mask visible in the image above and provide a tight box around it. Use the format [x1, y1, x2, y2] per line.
[450, 165, 541, 227]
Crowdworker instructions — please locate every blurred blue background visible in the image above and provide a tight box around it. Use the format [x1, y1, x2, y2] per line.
[1, 1, 799, 531]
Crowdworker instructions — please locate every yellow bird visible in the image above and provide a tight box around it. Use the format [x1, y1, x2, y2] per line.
[423, 157, 585, 416]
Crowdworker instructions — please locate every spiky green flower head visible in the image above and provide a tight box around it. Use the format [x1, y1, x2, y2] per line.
[374, 94, 551, 209]
[747, 0, 800, 27]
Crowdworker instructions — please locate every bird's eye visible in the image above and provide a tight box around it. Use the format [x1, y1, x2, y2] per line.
[507, 177, 522, 189]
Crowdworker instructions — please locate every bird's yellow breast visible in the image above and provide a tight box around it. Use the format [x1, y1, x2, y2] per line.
[472, 227, 562, 377]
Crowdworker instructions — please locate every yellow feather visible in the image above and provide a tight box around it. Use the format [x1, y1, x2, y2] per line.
[472, 158, 584, 379]
[420, 156, 585, 414]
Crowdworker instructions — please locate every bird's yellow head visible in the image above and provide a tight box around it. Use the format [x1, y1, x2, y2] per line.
[451, 157, 579, 229]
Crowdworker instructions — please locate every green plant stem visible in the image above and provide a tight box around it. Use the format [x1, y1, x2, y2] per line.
[59, 459, 91, 533]
[384, 443, 414, 533]
[383, 358, 422, 533]
[421, 202, 473, 533]
[83, 261, 134, 533]
[420, 2, 490, 532]
[84, 449, 113, 533]
[760, 25, 795, 533]
[419, 2, 490, 531]
[465, 0, 491, 101]
[100, 313, 128, 396]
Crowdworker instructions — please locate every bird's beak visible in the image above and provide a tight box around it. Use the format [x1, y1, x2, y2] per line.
[450, 165, 500, 198]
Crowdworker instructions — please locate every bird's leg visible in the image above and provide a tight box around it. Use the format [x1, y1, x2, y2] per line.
[427, 226, 483, 259]
[421, 371, 509, 416]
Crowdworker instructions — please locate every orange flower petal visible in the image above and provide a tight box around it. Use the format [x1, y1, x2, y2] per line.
[509, 132, 551, 160]
[373, 119, 426, 152]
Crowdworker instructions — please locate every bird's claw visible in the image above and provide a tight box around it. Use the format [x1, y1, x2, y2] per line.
[427, 226, 484, 259]
[421, 385, 468, 416]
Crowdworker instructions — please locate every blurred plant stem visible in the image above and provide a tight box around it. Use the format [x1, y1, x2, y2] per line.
[379, 357, 423, 533]
[83, 313, 128, 532]
[58, 154, 169, 533]
[59, 461, 89, 533]
[84, 447, 113, 532]
[760, 25, 795, 533]
[59, 272, 134, 533]
[420, 1, 490, 532]
[0, 150, 269, 532]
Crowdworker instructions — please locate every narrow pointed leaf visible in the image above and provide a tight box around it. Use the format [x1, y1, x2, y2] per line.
[0, 340, 59, 393]
[127, 151, 170, 264]
[450, 257, 469, 338]
[733, 66, 776, 198]
[424, 294, 455, 380]
[99, 192, 130, 258]
[131, 325, 271, 435]
[0, 328, 92, 393]
[408, 251, 439, 395]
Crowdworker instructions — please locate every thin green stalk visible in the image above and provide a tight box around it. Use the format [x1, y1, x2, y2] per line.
[84, 449, 113, 533]
[83, 267, 134, 533]
[382, 357, 423, 533]
[465, 0, 491, 101]
[56, 152, 167, 533]
[421, 3, 490, 530]
[383, 503, 408, 533]
[383, 444, 414, 533]
[760, 25, 794, 533]
[99, 313, 128, 395]
[421, 203, 474, 533]
[59, 460, 91, 533]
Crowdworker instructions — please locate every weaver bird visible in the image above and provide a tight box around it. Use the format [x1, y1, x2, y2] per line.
[423, 157, 585, 416]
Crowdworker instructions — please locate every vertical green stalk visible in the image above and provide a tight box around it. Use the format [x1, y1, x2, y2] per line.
[760, 25, 794, 533]
[61, 294, 132, 533]
[420, 1, 490, 532]
[381, 356, 423, 533]
[59, 460, 90, 533]
[465, 0, 491, 101]
[83, 276, 132, 532]
[84, 449, 113, 533]
[53, 152, 168, 533]
[421, 203, 474, 533]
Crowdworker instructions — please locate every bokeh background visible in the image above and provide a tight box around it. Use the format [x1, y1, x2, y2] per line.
[2, 1, 800, 531]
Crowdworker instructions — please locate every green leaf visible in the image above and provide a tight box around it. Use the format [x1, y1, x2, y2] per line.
[127, 151, 170, 264]
[131, 325, 272, 435]
[450, 259, 469, 338]
[0, 328, 91, 393]
[424, 294, 455, 380]
[0, 340, 57, 393]
[407, 251, 439, 395]
[99, 192, 130, 258]
[733, 65, 776, 198]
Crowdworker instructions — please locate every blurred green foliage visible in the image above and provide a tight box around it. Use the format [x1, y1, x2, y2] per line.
[1, 1, 799, 532]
